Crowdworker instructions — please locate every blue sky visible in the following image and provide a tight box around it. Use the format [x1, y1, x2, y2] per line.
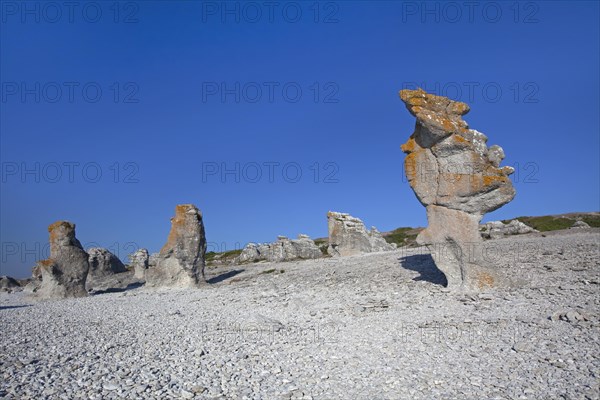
[1, 1, 599, 278]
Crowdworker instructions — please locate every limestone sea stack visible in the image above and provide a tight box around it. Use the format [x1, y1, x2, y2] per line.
[399, 88, 516, 290]
[145, 204, 207, 288]
[34, 221, 90, 299]
[129, 248, 150, 279]
[327, 211, 396, 256]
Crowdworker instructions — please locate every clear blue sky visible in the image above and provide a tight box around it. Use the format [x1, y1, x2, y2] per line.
[1, 1, 599, 278]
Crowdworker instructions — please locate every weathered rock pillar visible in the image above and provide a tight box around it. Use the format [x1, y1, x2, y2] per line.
[399, 89, 516, 290]
[145, 204, 207, 288]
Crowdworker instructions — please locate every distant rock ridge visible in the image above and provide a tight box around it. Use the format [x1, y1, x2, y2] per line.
[327, 211, 396, 256]
[236, 234, 322, 264]
[399, 88, 516, 290]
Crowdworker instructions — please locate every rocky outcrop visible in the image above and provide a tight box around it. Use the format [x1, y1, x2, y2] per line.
[327, 212, 396, 256]
[129, 249, 149, 279]
[86, 248, 127, 289]
[480, 220, 538, 239]
[145, 204, 207, 288]
[34, 221, 90, 299]
[148, 253, 159, 268]
[399, 88, 516, 290]
[571, 220, 590, 229]
[236, 234, 322, 264]
[0, 276, 22, 293]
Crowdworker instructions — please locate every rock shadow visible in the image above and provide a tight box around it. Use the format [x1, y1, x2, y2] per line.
[89, 281, 145, 295]
[0, 304, 32, 310]
[398, 254, 448, 287]
[207, 269, 244, 284]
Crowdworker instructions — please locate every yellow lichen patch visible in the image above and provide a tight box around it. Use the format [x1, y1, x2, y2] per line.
[447, 101, 470, 115]
[441, 118, 457, 132]
[453, 134, 468, 144]
[404, 153, 419, 182]
[401, 138, 417, 154]
[477, 272, 495, 289]
[48, 220, 70, 235]
[407, 97, 426, 107]
[482, 175, 508, 187]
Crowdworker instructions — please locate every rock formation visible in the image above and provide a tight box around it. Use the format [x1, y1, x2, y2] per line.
[86, 247, 127, 285]
[327, 212, 396, 256]
[129, 248, 149, 279]
[34, 221, 90, 299]
[0, 276, 22, 293]
[148, 253, 159, 268]
[236, 234, 322, 263]
[571, 220, 590, 229]
[480, 220, 537, 239]
[399, 88, 516, 290]
[145, 204, 207, 288]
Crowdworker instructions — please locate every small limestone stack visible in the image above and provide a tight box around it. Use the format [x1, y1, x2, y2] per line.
[145, 204, 207, 288]
[480, 220, 537, 239]
[236, 234, 322, 263]
[34, 221, 90, 299]
[0, 276, 22, 293]
[86, 248, 127, 286]
[327, 212, 396, 256]
[399, 88, 516, 290]
[129, 249, 149, 279]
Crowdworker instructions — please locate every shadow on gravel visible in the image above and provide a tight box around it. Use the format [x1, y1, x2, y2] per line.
[89, 282, 145, 295]
[0, 305, 32, 310]
[207, 269, 245, 284]
[398, 255, 448, 287]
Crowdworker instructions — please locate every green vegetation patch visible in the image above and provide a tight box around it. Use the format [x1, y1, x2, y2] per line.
[384, 227, 419, 247]
[516, 216, 575, 232]
[581, 215, 600, 228]
[205, 249, 243, 264]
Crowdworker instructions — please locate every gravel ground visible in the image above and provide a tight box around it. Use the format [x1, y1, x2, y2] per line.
[1, 229, 598, 399]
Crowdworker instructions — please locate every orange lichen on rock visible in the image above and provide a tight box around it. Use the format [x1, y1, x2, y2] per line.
[38, 259, 56, 268]
[401, 137, 417, 154]
[476, 272, 495, 289]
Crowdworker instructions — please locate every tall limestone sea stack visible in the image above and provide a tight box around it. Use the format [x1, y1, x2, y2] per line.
[34, 221, 90, 299]
[399, 88, 516, 290]
[145, 204, 207, 288]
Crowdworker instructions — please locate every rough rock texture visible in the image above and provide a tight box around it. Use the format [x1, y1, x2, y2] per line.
[400, 89, 516, 290]
[148, 253, 159, 268]
[327, 212, 396, 256]
[481, 219, 538, 239]
[0, 276, 21, 293]
[145, 205, 207, 288]
[34, 221, 89, 299]
[236, 235, 322, 263]
[129, 249, 149, 279]
[86, 248, 127, 290]
[572, 220, 591, 229]
[23, 267, 41, 294]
